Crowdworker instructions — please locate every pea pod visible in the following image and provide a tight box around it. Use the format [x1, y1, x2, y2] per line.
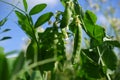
[73, 16, 82, 63]
[60, 1, 72, 28]
[73, 0, 87, 32]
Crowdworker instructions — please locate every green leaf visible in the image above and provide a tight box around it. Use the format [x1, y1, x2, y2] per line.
[26, 40, 37, 63]
[0, 48, 9, 80]
[23, 0, 28, 11]
[7, 57, 16, 75]
[18, 20, 34, 38]
[30, 70, 43, 80]
[38, 27, 64, 73]
[85, 10, 97, 24]
[11, 51, 25, 77]
[102, 48, 117, 70]
[2, 29, 11, 33]
[5, 50, 18, 56]
[93, 25, 105, 43]
[15, 10, 26, 21]
[35, 12, 53, 28]
[0, 36, 11, 41]
[29, 4, 47, 15]
[83, 10, 105, 46]
[105, 41, 120, 48]
[15, 10, 34, 38]
[0, 18, 7, 27]
[81, 50, 105, 78]
[60, 0, 70, 7]
[0, 46, 4, 53]
[82, 61, 104, 79]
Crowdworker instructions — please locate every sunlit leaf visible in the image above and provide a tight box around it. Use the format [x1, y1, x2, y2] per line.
[35, 12, 53, 28]
[85, 10, 97, 24]
[83, 10, 105, 46]
[23, 0, 28, 11]
[15, 10, 26, 21]
[93, 25, 105, 43]
[15, 10, 34, 38]
[0, 18, 7, 27]
[60, 0, 70, 7]
[18, 20, 34, 38]
[29, 4, 47, 15]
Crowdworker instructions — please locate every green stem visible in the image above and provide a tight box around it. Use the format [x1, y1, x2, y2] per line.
[19, 58, 56, 75]
[97, 46, 111, 80]
[26, 15, 40, 65]
[97, 46, 105, 65]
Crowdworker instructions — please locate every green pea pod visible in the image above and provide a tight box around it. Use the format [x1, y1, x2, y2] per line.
[73, 16, 82, 63]
[73, 1, 87, 32]
[60, 2, 72, 28]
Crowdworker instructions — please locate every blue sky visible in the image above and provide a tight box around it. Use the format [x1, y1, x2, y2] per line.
[0, 0, 120, 53]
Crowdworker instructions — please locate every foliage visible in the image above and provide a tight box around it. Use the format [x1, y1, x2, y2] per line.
[0, 18, 11, 41]
[0, 0, 120, 80]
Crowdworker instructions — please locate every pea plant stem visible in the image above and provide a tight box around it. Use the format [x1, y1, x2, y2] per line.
[26, 15, 40, 68]
[19, 58, 56, 75]
[97, 46, 111, 80]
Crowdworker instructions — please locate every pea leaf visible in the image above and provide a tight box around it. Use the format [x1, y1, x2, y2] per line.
[0, 36, 11, 41]
[60, 0, 70, 7]
[29, 4, 47, 15]
[83, 10, 105, 46]
[15, 10, 26, 21]
[0, 18, 7, 27]
[102, 49, 117, 70]
[15, 10, 34, 38]
[0, 47, 9, 80]
[2, 29, 11, 33]
[26, 40, 37, 63]
[105, 41, 120, 48]
[85, 10, 97, 24]
[23, 0, 28, 11]
[35, 12, 53, 28]
[0, 46, 4, 53]
[30, 70, 43, 80]
[11, 51, 25, 76]
[93, 25, 105, 43]
[81, 49, 105, 79]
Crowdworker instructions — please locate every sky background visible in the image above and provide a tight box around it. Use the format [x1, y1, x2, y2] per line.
[0, 0, 120, 54]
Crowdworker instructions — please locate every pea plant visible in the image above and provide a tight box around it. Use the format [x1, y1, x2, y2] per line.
[0, 0, 120, 80]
